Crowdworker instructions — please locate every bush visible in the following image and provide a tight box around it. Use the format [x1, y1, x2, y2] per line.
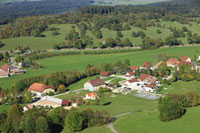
[158, 96, 185, 122]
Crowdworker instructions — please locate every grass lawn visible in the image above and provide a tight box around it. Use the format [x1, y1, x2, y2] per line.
[62, 125, 111, 133]
[114, 106, 200, 133]
[109, 78, 126, 84]
[0, 105, 11, 112]
[165, 80, 200, 94]
[0, 46, 200, 90]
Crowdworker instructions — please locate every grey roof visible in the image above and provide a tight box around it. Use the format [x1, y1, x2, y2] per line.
[40, 96, 62, 104]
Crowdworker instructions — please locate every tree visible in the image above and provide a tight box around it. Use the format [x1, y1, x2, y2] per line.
[132, 31, 138, 37]
[24, 91, 32, 103]
[36, 116, 49, 133]
[158, 96, 184, 122]
[0, 53, 4, 61]
[57, 85, 67, 93]
[47, 107, 67, 126]
[65, 109, 84, 132]
[156, 29, 162, 34]
[24, 113, 35, 133]
[6, 104, 23, 132]
[123, 23, 131, 30]
[116, 31, 123, 38]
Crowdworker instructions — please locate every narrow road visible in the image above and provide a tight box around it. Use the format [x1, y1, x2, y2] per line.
[52, 88, 83, 98]
[107, 112, 131, 133]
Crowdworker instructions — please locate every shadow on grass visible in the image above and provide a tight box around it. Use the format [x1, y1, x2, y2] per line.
[103, 102, 111, 106]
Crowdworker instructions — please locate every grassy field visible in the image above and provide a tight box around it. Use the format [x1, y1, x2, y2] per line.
[1, 21, 200, 50]
[0, 46, 200, 90]
[93, 0, 170, 5]
[165, 81, 200, 94]
[114, 106, 200, 133]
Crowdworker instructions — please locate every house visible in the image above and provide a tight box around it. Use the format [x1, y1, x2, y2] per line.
[129, 66, 139, 72]
[62, 100, 70, 106]
[28, 83, 55, 97]
[72, 98, 84, 107]
[145, 76, 159, 85]
[155, 61, 164, 68]
[84, 78, 105, 91]
[101, 71, 110, 77]
[143, 84, 157, 93]
[166, 58, 180, 67]
[18, 61, 23, 67]
[181, 56, 192, 62]
[0, 71, 9, 78]
[139, 74, 150, 82]
[85, 92, 98, 100]
[125, 72, 134, 78]
[140, 62, 153, 69]
[32, 96, 62, 108]
[126, 79, 143, 90]
[0, 64, 12, 72]
[23, 104, 33, 112]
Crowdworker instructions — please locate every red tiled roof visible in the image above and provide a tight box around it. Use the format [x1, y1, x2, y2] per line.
[62, 100, 70, 106]
[145, 76, 157, 84]
[88, 78, 105, 87]
[126, 72, 134, 76]
[178, 61, 193, 67]
[139, 74, 149, 81]
[101, 71, 110, 77]
[166, 58, 180, 65]
[87, 92, 97, 97]
[129, 66, 139, 71]
[146, 84, 156, 88]
[156, 61, 164, 67]
[142, 62, 152, 68]
[128, 79, 139, 83]
[28, 83, 54, 93]
[181, 56, 189, 62]
[0, 71, 9, 77]
[0, 64, 12, 71]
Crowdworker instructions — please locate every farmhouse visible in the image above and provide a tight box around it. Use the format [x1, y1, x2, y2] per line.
[181, 56, 192, 62]
[155, 61, 164, 68]
[0, 64, 12, 72]
[125, 72, 134, 78]
[139, 74, 150, 82]
[0, 71, 9, 78]
[101, 71, 110, 77]
[32, 96, 62, 108]
[129, 65, 139, 72]
[85, 92, 98, 100]
[84, 78, 105, 91]
[143, 84, 157, 92]
[140, 62, 153, 69]
[166, 58, 180, 67]
[28, 83, 55, 97]
[62, 100, 70, 106]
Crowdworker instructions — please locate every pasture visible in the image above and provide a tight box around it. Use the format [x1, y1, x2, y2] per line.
[114, 106, 200, 133]
[1, 21, 200, 50]
[0, 46, 200, 90]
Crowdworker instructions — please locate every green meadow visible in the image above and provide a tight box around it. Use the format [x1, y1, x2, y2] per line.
[0, 46, 200, 90]
[114, 106, 200, 133]
[1, 21, 200, 50]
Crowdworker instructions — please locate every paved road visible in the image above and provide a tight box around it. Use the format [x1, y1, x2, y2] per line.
[107, 112, 131, 133]
[52, 88, 83, 98]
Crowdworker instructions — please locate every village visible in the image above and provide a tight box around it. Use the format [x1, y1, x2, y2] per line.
[21, 55, 200, 111]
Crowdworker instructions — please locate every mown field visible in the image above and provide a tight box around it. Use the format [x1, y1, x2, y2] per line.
[114, 106, 200, 133]
[0, 46, 200, 90]
[1, 21, 200, 50]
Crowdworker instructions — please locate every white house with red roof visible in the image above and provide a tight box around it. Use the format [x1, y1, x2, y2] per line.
[140, 62, 153, 69]
[28, 83, 55, 97]
[166, 58, 180, 67]
[181, 56, 192, 62]
[85, 92, 98, 100]
[129, 66, 139, 72]
[125, 72, 135, 78]
[84, 78, 105, 91]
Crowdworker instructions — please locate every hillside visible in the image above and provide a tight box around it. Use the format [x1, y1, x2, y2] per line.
[93, 0, 170, 5]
